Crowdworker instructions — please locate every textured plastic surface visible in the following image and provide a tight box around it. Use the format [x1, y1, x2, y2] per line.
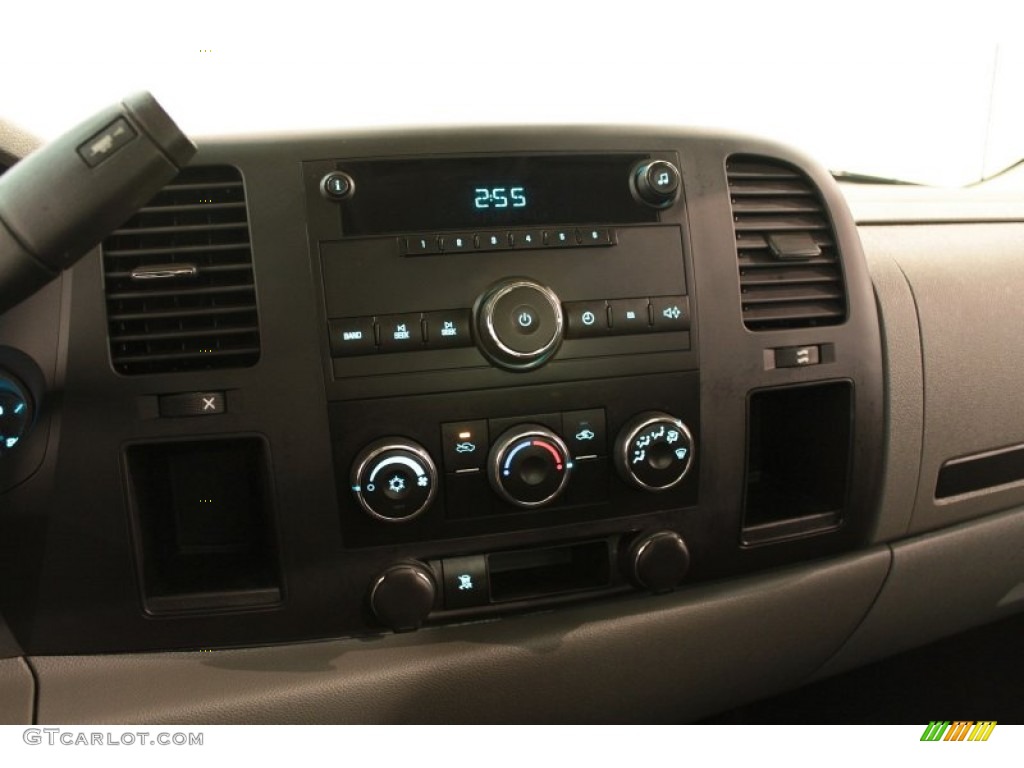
[815, 505, 1024, 680]
[859, 244, 925, 542]
[0, 612, 23, 659]
[875, 224, 1024, 533]
[0, 658, 34, 724]
[0, 219, 52, 314]
[32, 549, 889, 724]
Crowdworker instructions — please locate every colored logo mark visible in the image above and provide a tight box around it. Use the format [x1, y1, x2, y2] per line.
[920, 721, 997, 742]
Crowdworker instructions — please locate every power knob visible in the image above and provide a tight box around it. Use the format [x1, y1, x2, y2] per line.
[488, 424, 572, 508]
[351, 438, 438, 522]
[614, 412, 694, 491]
[475, 279, 564, 371]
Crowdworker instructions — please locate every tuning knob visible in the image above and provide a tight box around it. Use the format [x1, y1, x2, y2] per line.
[369, 562, 437, 632]
[488, 424, 572, 508]
[631, 160, 680, 208]
[624, 531, 690, 593]
[614, 412, 694, 491]
[351, 438, 438, 522]
[475, 279, 564, 371]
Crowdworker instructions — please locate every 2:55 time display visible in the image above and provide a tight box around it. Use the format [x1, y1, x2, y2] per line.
[475, 186, 527, 209]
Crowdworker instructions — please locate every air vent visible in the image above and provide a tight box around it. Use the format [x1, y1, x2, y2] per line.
[102, 165, 260, 375]
[727, 156, 846, 331]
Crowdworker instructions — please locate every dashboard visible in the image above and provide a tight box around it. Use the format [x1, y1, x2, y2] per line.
[0, 122, 1022, 723]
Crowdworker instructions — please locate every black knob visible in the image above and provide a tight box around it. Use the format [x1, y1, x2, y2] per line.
[488, 425, 572, 508]
[476, 279, 564, 371]
[351, 439, 438, 522]
[320, 170, 355, 200]
[625, 531, 690, 593]
[369, 562, 437, 632]
[614, 412, 694, 491]
[631, 160, 680, 208]
[0, 371, 33, 457]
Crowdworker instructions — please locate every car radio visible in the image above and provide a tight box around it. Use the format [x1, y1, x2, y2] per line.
[305, 154, 696, 502]
[300, 150, 703, 625]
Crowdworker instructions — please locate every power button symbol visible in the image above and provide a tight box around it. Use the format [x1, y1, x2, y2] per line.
[512, 305, 539, 335]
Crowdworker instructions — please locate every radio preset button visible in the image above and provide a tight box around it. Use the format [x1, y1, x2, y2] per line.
[405, 235, 440, 255]
[578, 227, 612, 246]
[513, 230, 542, 248]
[423, 309, 472, 349]
[378, 313, 424, 351]
[563, 300, 609, 338]
[328, 317, 376, 356]
[477, 231, 511, 250]
[440, 234, 472, 252]
[544, 229, 577, 247]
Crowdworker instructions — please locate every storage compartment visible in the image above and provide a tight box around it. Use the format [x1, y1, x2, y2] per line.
[742, 382, 852, 545]
[488, 540, 611, 602]
[124, 438, 281, 613]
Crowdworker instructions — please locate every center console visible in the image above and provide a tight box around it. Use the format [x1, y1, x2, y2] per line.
[0, 127, 885, 653]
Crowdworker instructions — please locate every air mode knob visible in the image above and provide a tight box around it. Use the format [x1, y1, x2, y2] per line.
[475, 279, 564, 371]
[488, 424, 572, 508]
[351, 438, 438, 522]
[614, 412, 694, 491]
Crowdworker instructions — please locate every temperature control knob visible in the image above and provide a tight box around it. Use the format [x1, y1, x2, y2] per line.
[615, 412, 694, 491]
[488, 425, 572, 508]
[351, 439, 438, 522]
[475, 279, 564, 371]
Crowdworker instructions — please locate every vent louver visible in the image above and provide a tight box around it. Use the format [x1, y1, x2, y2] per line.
[102, 165, 260, 375]
[727, 156, 846, 331]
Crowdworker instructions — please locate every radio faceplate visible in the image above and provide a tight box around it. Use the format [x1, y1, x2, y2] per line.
[308, 152, 700, 561]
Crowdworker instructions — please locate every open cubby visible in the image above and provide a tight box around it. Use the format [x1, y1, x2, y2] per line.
[742, 381, 852, 545]
[124, 437, 281, 613]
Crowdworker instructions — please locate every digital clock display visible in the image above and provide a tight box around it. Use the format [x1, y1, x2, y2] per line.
[474, 187, 527, 210]
[337, 154, 657, 236]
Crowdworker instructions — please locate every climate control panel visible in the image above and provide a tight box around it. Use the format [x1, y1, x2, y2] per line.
[331, 372, 699, 548]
